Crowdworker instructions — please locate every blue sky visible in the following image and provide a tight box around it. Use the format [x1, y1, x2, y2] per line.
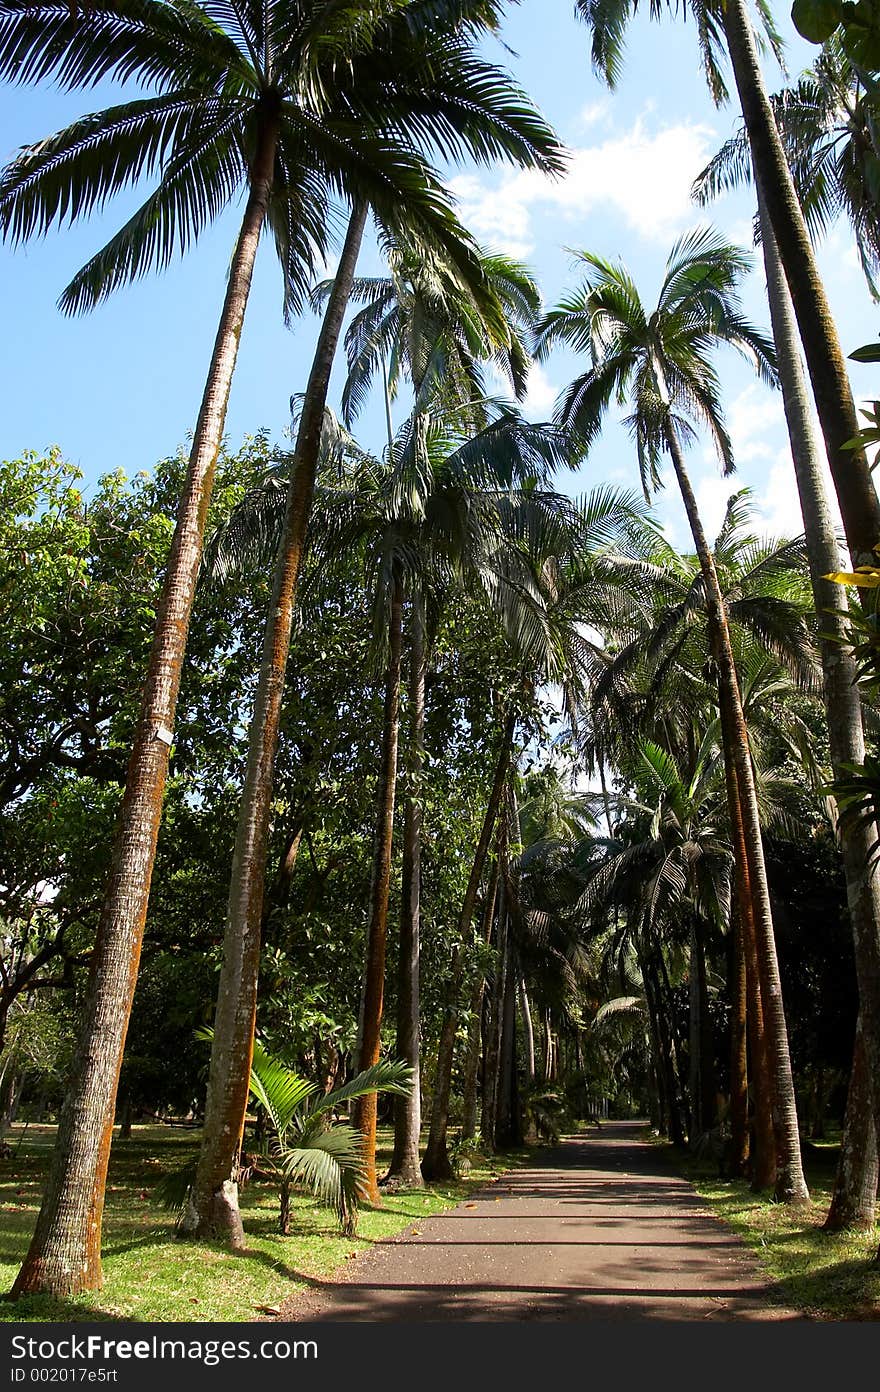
[1, 1, 878, 555]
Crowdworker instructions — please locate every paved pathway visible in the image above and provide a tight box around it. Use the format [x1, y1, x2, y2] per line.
[277, 1121, 803, 1322]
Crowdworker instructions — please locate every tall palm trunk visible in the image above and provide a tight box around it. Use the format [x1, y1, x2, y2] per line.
[481, 889, 508, 1149]
[718, 678, 776, 1188]
[641, 940, 686, 1147]
[825, 1017, 878, 1231]
[743, 884, 778, 1190]
[520, 977, 535, 1083]
[11, 118, 281, 1296]
[664, 421, 809, 1203]
[759, 200, 880, 1225]
[461, 857, 499, 1142]
[179, 201, 368, 1246]
[352, 569, 405, 1207]
[495, 936, 522, 1149]
[688, 918, 715, 1141]
[422, 710, 516, 1179]
[721, 0, 880, 569]
[387, 596, 426, 1188]
[728, 902, 750, 1176]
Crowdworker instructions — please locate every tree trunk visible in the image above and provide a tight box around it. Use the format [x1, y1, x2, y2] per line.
[717, 675, 777, 1188]
[520, 977, 535, 1084]
[688, 919, 715, 1142]
[179, 201, 368, 1247]
[461, 857, 499, 1143]
[495, 940, 522, 1149]
[759, 199, 880, 1222]
[0, 1069, 22, 1141]
[422, 711, 517, 1180]
[481, 872, 507, 1150]
[743, 885, 778, 1191]
[825, 1018, 878, 1231]
[352, 569, 405, 1206]
[541, 1008, 553, 1087]
[641, 941, 686, 1148]
[665, 421, 808, 1203]
[721, 0, 880, 569]
[116, 1096, 132, 1142]
[728, 904, 750, 1176]
[11, 118, 281, 1296]
[387, 596, 427, 1188]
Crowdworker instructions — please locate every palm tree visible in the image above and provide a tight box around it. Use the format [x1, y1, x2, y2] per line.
[575, 0, 880, 568]
[319, 409, 578, 1201]
[243, 1041, 411, 1237]
[3, 0, 566, 1293]
[579, 736, 733, 1144]
[696, 35, 880, 299]
[535, 229, 810, 1203]
[695, 115, 880, 1228]
[420, 484, 655, 1178]
[315, 241, 541, 436]
[585, 499, 823, 1180]
[183, 17, 565, 1247]
[200, 407, 579, 1208]
[316, 246, 543, 1186]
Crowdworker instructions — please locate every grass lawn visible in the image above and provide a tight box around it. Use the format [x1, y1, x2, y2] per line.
[672, 1135, 880, 1320]
[0, 1123, 522, 1323]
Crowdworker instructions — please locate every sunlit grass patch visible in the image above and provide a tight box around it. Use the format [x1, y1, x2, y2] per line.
[0, 1124, 519, 1323]
[670, 1135, 880, 1320]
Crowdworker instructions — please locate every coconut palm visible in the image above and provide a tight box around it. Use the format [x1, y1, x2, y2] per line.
[204, 405, 581, 1205]
[314, 241, 542, 437]
[583, 492, 820, 775]
[420, 483, 656, 1177]
[583, 506, 824, 1178]
[579, 736, 733, 1144]
[695, 35, 880, 298]
[314, 244, 542, 1185]
[315, 408, 579, 1200]
[695, 105, 880, 1230]
[183, 14, 566, 1249]
[575, 0, 880, 572]
[2, 0, 566, 1292]
[535, 229, 810, 1202]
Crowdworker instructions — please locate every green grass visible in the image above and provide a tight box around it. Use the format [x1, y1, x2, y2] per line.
[668, 1134, 880, 1320]
[0, 1123, 522, 1323]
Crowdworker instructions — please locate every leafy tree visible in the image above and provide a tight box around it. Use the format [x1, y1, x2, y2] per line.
[184, 4, 565, 1248]
[2, 0, 565, 1291]
[536, 228, 811, 1203]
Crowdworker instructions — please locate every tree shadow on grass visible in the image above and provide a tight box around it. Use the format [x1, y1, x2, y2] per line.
[0, 1291, 133, 1323]
[766, 1251, 880, 1321]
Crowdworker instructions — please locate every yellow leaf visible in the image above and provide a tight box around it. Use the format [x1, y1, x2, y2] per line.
[824, 569, 880, 588]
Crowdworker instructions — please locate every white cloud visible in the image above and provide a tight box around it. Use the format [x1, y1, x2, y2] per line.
[578, 99, 611, 129]
[724, 216, 757, 251]
[522, 362, 559, 419]
[704, 382, 782, 467]
[693, 473, 741, 540]
[449, 114, 718, 259]
[752, 447, 845, 545]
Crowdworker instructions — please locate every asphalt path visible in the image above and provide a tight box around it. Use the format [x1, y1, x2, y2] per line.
[277, 1120, 804, 1322]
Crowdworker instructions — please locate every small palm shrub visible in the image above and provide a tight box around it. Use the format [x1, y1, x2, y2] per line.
[244, 1040, 411, 1236]
[158, 1037, 411, 1238]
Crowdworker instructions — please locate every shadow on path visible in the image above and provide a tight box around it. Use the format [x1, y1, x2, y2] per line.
[274, 1122, 805, 1323]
